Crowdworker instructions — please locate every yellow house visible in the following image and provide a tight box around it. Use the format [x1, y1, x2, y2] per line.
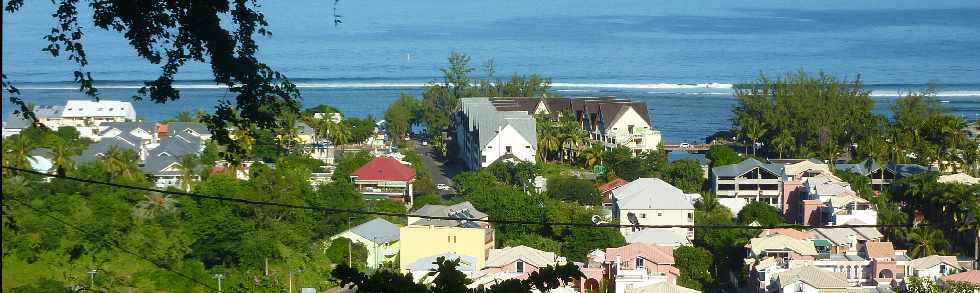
[399, 202, 494, 274]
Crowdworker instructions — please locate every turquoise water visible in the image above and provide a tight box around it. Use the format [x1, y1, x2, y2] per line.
[3, 0, 979, 142]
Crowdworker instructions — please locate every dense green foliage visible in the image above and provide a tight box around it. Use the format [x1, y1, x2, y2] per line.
[601, 146, 668, 181]
[384, 94, 418, 143]
[736, 201, 784, 226]
[706, 145, 741, 167]
[325, 238, 369, 272]
[547, 177, 602, 206]
[674, 246, 715, 290]
[664, 159, 706, 193]
[332, 151, 374, 181]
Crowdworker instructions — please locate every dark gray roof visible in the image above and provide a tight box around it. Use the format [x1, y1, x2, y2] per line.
[349, 218, 400, 244]
[459, 98, 537, 149]
[3, 113, 32, 129]
[711, 158, 784, 177]
[410, 201, 487, 227]
[32, 105, 65, 118]
[167, 122, 211, 136]
[141, 156, 180, 175]
[149, 134, 201, 158]
[99, 121, 155, 136]
[75, 137, 138, 163]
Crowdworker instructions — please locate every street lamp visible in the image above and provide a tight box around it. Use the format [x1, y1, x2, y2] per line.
[87, 269, 98, 289]
[288, 268, 304, 293]
[212, 273, 224, 293]
[348, 216, 354, 267]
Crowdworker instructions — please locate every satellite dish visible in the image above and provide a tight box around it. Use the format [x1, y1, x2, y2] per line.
[591, 215, 605, 225]
[626, 212, 640, 226]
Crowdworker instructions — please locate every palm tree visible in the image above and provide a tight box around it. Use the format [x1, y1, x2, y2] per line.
[772, 130, 795, 159]
[176, 154, 199, 192]
[2, 135, 37, 175]
[329, 122, 352, 146]
[740, 118, 766, 156]
[50, 141, 78, 176]
[906, 225, 949, 258]
[103, 145, 141, 181]
[133, 192, 179, 221]
[580, 144, 604, 168]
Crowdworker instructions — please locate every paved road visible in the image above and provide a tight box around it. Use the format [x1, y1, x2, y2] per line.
[413, 141, 465, 196]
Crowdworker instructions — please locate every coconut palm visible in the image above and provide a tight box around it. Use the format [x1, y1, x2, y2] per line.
[49, 141, 79, 176]
[580, 144, 604, 168]
[771, 130, 794, 159]
[906, 225, 949, 258]
[103, 145, 141, 181]
[133, 192, 179, 221]
[329, 121, 352, 146]
[2, 135, 37, 175]
[176, 154, 199, 192]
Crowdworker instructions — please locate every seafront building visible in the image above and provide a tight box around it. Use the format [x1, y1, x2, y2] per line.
[3, 100, 136, 139]
[455, 98, 538, 170]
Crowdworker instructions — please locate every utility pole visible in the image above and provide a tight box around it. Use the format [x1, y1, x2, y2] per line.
[213, 273, 224, 293]
[348, 216, 354, 267]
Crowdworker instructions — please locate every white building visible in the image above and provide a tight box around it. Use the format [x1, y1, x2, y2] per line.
[2, 100, 137, 139]
[612, 178, 695, 240]
[710, 158, 785, 210]
[455, 98, 537, 170]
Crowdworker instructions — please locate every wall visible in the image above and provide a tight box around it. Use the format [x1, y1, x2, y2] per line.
[480, 124, 535, 168]
[333, 231, 400, 270]
[618, 208, 693, 239]
[604, 107, 661, 152]
[398, 225, 490, 273]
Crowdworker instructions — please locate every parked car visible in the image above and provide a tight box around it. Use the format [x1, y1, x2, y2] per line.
[436, 184, 451, 190]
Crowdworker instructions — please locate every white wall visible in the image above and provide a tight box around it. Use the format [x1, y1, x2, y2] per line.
[604, 107, 661, 151]
[479, 124, 535, 168]
[779, 281, 820, 293]
[618, 208, 693, 239]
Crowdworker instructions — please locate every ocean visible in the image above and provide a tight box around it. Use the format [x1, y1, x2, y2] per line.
[3, 0, 979, 143]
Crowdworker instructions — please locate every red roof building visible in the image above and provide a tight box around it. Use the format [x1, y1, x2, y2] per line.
[350, 156, 417, 204]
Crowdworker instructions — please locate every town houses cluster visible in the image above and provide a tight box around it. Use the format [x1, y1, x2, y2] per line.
[4, 98, 979, 293]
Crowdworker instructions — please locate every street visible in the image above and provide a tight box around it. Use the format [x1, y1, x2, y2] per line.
[412, 141, 465, 197]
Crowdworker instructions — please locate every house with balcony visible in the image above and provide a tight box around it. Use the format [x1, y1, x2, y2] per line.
[471, 245, 567, 288]
[350, 156, 417, 204]
[399, 202, 494, 274]
[604, 243, 680, 293]
[835, 159, 931, 191]
[710, 158, 786, 211]
[908, 255, 965, 283]
[455, 98, 537, 170]
[330, 218, 400, 270]
[611, 178, 695, 240]
[487, 96, 663, 155]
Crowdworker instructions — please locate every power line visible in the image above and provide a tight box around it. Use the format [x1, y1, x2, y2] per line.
[3, 196, 219, 292]
[2, 165, 936, 230]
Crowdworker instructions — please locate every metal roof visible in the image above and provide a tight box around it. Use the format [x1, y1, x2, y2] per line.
[613, 178, 695, 210]
[348, 218, 400, 244]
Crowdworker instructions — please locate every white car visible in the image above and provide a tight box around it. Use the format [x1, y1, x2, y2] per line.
[436, 184, 451, 190]
[679, 142, 691, 148]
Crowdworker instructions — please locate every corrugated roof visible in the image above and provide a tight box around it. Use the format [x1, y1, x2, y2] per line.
[909, 255, 962, 271]
[407, 253, 477, 272]
[409, 201, 487, 227]
[485, 245, 564, 269]
[63, 100, 136, 119]
[459, 98, 537, 150]
[349, 218, 400, 244]
[624, 282, 700, 293]
[749, 234, 819, 256]
[350, 156, 416, 182]
[625, 228, 691, 246]
[99, 121, 155, 137]
[711, 158, 784, 178]
[757, 228, 811, 240]
[809, 222, 883, 246]
[776, 265, 849, 289]
[613, 178, 695, 210]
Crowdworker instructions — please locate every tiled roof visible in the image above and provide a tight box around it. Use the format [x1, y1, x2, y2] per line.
[350, 156, 416, 181]
[944, 270, 980, 285]
[485, 245, 564, 268]
[348, 218, 400, 244]
[598, 178, 629, 194]
[776, 265, 849, 289]
[864, 242, 895, 259]
[613, 178, 695, 210]
[624, 282, 700, 293]
[809, 222, 883, 246]
[605, 243, 674, 265]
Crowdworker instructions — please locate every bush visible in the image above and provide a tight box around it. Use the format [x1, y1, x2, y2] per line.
[547, 176, 601, 205]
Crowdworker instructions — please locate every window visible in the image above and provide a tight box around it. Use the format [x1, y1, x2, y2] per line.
[640, 214, 646, 218]
[516, 261, 525, 273]
[795, 283, 805, 292]
[635, 257, 644, 268]
[628, 125, 634, 134]
[940, 265, 947, 274]
[506, 146, 513, 153]
[657, 213, 662, 217]
[525, 145, 531, 148]
[481, 156, 487, 163]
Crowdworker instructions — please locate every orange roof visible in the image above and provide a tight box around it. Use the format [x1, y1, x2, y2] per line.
[758, 228, 810, 240]
[944, 270, 980, 285]
[350, 156, 416, 182]
[598, 178, 628, 194]
[864, 242, 895, 259]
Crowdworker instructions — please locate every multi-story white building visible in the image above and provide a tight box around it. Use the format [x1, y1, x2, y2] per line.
[612, 178, 696, 240]
[710, 158, 785, 210]
[2, 100, 137, 139]
[455, 98, 537, 170]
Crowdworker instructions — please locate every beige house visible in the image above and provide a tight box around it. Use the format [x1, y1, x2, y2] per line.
[399, 202, 494, 274]
[612, 178, 695, 239]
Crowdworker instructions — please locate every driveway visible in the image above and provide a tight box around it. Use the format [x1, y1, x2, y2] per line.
[413, 141, 465, 196]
